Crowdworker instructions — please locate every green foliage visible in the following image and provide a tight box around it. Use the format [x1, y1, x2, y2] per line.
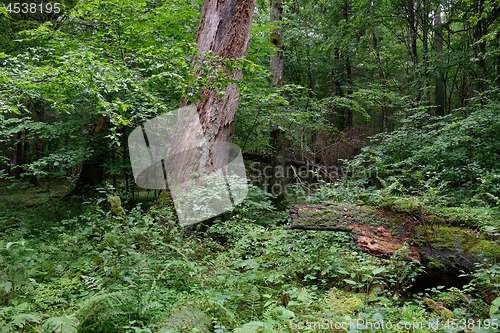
[76, 291, 130, 332]
[0, 303, 43, 333]
[347, 96, 500, 208]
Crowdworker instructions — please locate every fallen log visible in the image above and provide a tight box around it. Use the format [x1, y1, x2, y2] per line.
[284, 224, 352, 232]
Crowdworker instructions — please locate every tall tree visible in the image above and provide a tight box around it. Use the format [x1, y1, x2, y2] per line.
[268, 0, 286, 209]
[270, 0, 284, 88]
[344, 0, 354, 128]
[170, 0, 255, 181]
[433, 5, 445, 116]
[370, 1, 388, 131]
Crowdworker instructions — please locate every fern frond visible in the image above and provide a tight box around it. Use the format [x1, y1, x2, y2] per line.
[6, 312, 43, 331]
[248, 286, 260, 320]
[41, 314, 79, 333]
[80, 274, 103, 291]
[234, 320, 276, 333]
[139, 299, 162, 316]
[159, 306, 211, 333]
[287, 288, 314, 309]
[263, 305, 294, 322]
[322, 287, 338, 309]
[77, 290, 130, 328]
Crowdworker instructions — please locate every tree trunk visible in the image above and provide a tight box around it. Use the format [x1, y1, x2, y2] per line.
[270, 0, 284, 88]
[66, 116, 110, 196]
[370, 2, 388, 132]
[170, 0, 255, 179]
[406, 0, 420, 102]
[434, 7, 445, 116]
[344, 1, 353, 128]
[13, 132, 24, 179]
[421, 1, 429, 101]
[268, 0, 286, 210]
[472, 0, 487, 92]
[164, 0, 255, 225]
[333, 48, 346, 130]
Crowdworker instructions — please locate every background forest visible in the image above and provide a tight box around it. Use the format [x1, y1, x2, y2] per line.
[0, 0, 499, 332]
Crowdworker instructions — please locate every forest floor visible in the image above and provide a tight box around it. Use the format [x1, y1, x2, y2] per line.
[1, 181, 500, 332]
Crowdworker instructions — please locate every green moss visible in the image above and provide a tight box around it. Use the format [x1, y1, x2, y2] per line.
[311, 209, 343, 220]
[448, 255, 456, 261]
[427, 206, 500, 228]
[425, 225, 466, 249]
[468, 240, 500, 261]
[342, 296, 363, 315]
[437, 307, 456, 320]
[411, 236, 428, 247]
[303, 204, 385, 227]
[423, 297, 456, 320]
[418, 225, 500, 262]
[428, 261, 445, 271]
[323, 288, 364, 316]
[270, 32, 284, 49]
[380, 197, 424, 215]
[423, 214, 446, 224]
[107, 195, 126, 218]
[455, 231, 500, 261]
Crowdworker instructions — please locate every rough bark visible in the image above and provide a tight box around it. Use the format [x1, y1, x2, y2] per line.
[344, 1, 353, 128]
[370, 2, 388, 132]
[170, 0, 255, 184]
[270, 0, 284, 87]
[434, 7, 445, 117]
[268, 0, 286, 210]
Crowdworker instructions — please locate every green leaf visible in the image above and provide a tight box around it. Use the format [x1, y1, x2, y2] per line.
[344, 279, 357, 285]
[372, 267, 386, 275]
[4, 281, 12, 293]
[489, 297, 500, 315]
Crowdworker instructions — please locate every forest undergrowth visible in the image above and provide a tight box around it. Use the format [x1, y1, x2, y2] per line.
[1, 176, 499, 333]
